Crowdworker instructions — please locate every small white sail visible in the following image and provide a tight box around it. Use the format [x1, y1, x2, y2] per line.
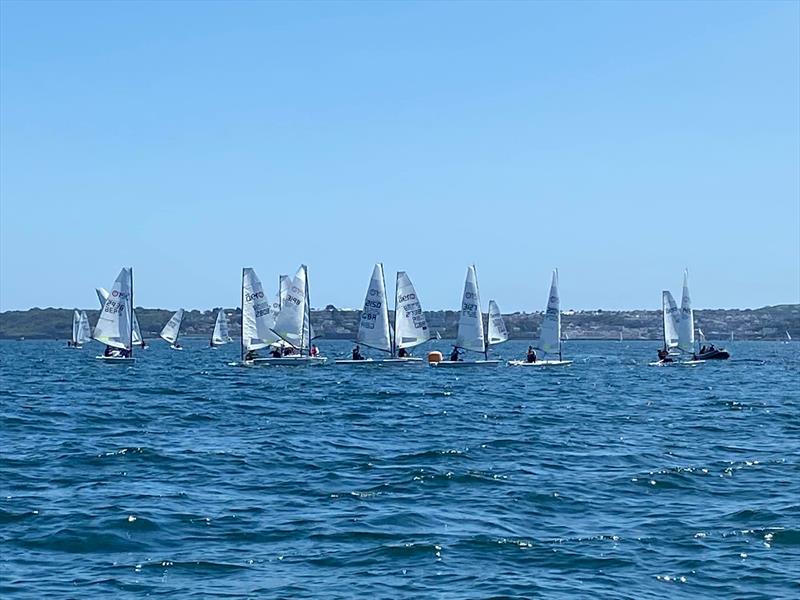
[698, 328, 707, 343]
[357, 263, 392, 352]
[435, 330, 442, 340]
[678, 270, 694, 353]
[97, 286, 143, 345]
[487, 300, 508, 345]
[77, 311, 92, 344]
[394, 271, 430, 350]
[72, 310, 81, 345]
[662, 291, 680, 349]
[93, 268, 133, 350]
[456, 265, 485, 353]
[786, 331, 792, 341]
[211, 309, 230, 345]
[160, 309, 184, 345]
[242, 268, 278, 351]
[539, 270, 561, 356]
[272, 265, 307, 348]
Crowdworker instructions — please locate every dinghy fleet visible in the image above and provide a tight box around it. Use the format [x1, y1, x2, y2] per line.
[80, 264, 731, 367]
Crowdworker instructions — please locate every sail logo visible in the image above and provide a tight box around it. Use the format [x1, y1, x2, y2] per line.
[368, 289, 382, 297]
[464, 291, 476, 300]
[398, 293, 416, 303]
[245, 291, 264, 302]
[549, 296, 557, 304]
[111, 290, 129, 300]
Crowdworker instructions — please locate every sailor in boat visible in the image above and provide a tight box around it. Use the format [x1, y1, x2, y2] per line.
[449, 347, 461, 362]
[245, 349, 258, 361]
[172, 342, 182, 350]
[352, 345, 365, 360]
[526, 346, 537, 363]
[656, 348, 673, 363]
[283, 346, 295, 356]
[310, 344, 320, 357]
[66, 340, 72, 347]
[270, 347, 282, 358]
[398, 347, 409, 358]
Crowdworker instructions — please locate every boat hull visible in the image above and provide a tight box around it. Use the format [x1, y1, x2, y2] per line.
[695, 349, 730, 360]
[95, 356, 136, 363]
[333, 358, 423, 365]
[249, 356, 328, 366]
[508, 360, 573, 367]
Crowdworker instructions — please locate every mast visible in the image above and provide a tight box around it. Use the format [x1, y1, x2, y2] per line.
[381, 263, 393, 355]
[240, 268, 245, 363]
[301, 264, 309, 356]
[129, 267, 134, 357]
[392, 270, 399, 357]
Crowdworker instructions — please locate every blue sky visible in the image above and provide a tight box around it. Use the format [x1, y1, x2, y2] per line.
[1, 0, 798, 312]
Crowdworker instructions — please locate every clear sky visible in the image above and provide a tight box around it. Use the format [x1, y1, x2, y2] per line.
[1, 0, 798, 312]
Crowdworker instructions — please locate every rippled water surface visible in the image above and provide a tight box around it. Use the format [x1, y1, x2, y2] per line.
[1, 339, 798, 598]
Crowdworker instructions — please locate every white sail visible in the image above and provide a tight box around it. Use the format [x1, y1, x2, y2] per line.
[456, 265, 485, 353]
[357, 263, 392, 352]
[538, 269, 561, 356]
[272, 265, 307, 348]
[97, 286, 143, 345]
[72, 310, 81, 344]
[77, 311, 92, 344]
[678, 270, 694, 353]
[160, 309, 184, 344]
[786, 331, 792, 341]
[487, 300, 508, 345]
[211, 309, 230, 345]
[394, 271, 430, 350]
[242, 268, 278, 351]
[93, 268, 133, 350]
[662, 291, 680, 349]
[698, 328, 707, 343]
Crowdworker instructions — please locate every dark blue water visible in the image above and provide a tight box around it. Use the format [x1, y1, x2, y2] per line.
[1, 339, 798, 598]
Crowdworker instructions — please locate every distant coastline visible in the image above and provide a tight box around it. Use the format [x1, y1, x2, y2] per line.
[1, 305, 797, 341]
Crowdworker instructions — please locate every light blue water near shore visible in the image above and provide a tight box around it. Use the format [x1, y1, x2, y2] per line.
[1, 339, 798, 598]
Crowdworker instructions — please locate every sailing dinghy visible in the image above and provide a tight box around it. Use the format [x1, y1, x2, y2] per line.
[159, 309, 185, 350]
[334, 265, 430, 364]
[430, 265, 506, 367]
[210, 309, 231, 348]
[67, 310, 92, 348]
[509, 270, 572, 366]
[248, 265, 326, 365]
[93, 268, 136, 363]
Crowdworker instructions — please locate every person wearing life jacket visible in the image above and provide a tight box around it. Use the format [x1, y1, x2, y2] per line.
[398, 347, 409, 358]
[657, 348, 673, 363]
[352, 345, 365, 360]
[526, 346, 537, 363]
[310, 344, 319, 357]
[450, 347, 461, 362]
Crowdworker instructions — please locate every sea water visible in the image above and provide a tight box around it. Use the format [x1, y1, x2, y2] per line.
[1, 339, 798, 598]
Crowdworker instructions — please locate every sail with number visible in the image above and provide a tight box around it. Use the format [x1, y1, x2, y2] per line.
[456, 265, 485, 352]
[662, 291, 680, 349]
[539, 270, 561, 356]
[159, 309, 184, 345]
[394, 271, 430, 350]
[97, 286, 143, 345]
[678, 270, 694, 353]
[357, 263, 392, 352]
[272, 266, 307, 349]
[242, 268, 278, 351]
[487, 300, 508, 345]
[93, 268, 133, 350]
[211, 309, 231, 346]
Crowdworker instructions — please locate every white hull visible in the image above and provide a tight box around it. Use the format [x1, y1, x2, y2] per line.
[648, 359, 706, 367]
[170, 345, 183, 351]
[508, 360, 573, 367]
[430, 360, 500, 367]
[249, 356, 328, 366]
[334, 357, 424, 365]
[64, 346, 83, 350]
[95, 355, 136, 363]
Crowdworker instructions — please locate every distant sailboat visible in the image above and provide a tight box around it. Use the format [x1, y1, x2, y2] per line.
[93, 268, 136, 363]
[67, 310, 92, 349]
[160, 309, 185, 350]
[509, 269, 572, 366]
[619, 330, 624, 342]
[785, 331, 792, 343]
[335, 264, 429, 364]
[210, 309, 231, 347]
[430, 265, 507, 367]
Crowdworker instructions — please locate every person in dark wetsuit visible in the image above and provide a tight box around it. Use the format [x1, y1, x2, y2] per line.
[526, 346, 537, 363]
[450, 347, 461, 362]
[245, 349, 257, 361]
[398, 347, 409, 358]
[657, 348, 673, 363]
[270, 347, 282, 358]
[352, 345, 365, 360]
